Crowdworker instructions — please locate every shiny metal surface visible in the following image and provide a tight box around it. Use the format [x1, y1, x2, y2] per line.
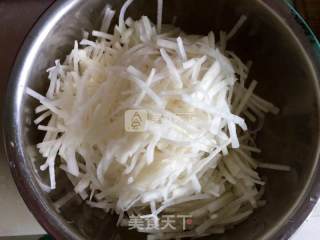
[3, 0, 320, 240]
[0, 0, 52, 237]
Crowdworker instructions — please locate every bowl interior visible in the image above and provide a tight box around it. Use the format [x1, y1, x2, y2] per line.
[14, 0, 320, 239]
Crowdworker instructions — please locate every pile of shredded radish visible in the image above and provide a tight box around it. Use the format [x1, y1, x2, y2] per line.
[26, 0, 291, 239]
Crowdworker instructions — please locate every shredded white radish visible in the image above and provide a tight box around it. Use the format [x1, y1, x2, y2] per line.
[26, 1, 290, 239]
[119, 0, 134, 33]
[258, 163, 291, 172]
[53, 192, 76, 212]
[176, 37, 187, 61]
[92, 30, 113, 40]
[160, 48, 183, 88]
[157, 0, 163, 33]
[101, 6, 115, 33]
[227, 15, 247, 40]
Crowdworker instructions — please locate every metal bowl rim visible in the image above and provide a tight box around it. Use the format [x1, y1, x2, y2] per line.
[3, 0, 320, 239]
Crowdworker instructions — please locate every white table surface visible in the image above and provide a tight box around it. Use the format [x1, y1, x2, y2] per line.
[0, 152, 45, 237]
[290, 202, 320, 240]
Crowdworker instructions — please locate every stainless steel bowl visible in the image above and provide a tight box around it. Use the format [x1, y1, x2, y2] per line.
[3, 0, 320, 239]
